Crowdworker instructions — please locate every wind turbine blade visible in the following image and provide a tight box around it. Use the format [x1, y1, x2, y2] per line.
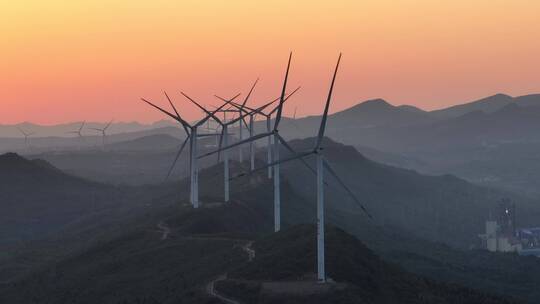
[90, 127, 104, 131]
[193, 93, 241, 127]
[273, 52, 292, 130]
[180, 92, 220, 123]
[166, 136, 190, 180]
[315, 53, 341, 149]
[322, 157, 372, 219]
[164, 91, 181, 117]
[163, 91, 192, 133]
[226, 99, 257, 112]
[17, 127, 28, 137]
[242, 117, 250, 131]
[104, 119, 113, 130]
[241, 78, 259, 108]
[275, 133, 318, 177]
[215, 94, 252, 114]
[228, 98, 272, 115]
[231, 151, 314, 180]
[224, 97, 280, 126]
[79, 121, 86, 132]
[141, 98, 183, 123]
[269, 86, 301, 115]
[198, 131, 272, 159]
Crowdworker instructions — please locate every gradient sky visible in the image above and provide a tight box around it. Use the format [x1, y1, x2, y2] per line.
[1, 1, 539, 124]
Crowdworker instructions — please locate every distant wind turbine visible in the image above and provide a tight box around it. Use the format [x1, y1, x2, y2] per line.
[67, 121, 86, 149]
[225, 88, 300, 174]
[213, 92, 289, 202]
[141, 92, 238, 208]
[214, 78, 258, 170]
[17, 127, 36, 151]
[200, 52, 305, 232]
[90, 120, 113, 149]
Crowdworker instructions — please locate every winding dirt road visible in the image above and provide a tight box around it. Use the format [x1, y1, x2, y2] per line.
[206, 274, 240, 304]
[242, 241, 255, 262]
[156, 221, 171, 240]
[205, 241, 256, 303]
[155, 220, 255, 303]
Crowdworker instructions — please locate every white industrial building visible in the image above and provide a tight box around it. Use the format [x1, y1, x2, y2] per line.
[479, 220, 522, 253]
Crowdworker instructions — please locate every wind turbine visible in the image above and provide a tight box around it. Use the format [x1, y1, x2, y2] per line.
[67, 121, 86, 149]
[17, 127, 35, 151]
[231, 54, 372, 282]
[228, 97, 284, 179]
[90, 120, 113, 149]
[214, 78, 260, 171]
[141, 92, 238, 208]
[179, 91, 253, 204]
[238, 79, 258, 166]
[212, 93, 292, 203]
[213, 98, 253, 163]
[199, 52, 297, 232]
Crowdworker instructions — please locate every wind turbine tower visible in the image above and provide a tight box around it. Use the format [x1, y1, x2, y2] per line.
[199, 53, 297, 232]
[229, 54, 372, 282]
[213, 93, 281, 202]
[141, 92, 238, 208]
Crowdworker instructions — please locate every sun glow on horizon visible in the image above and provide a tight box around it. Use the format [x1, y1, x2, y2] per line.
[1, 1, 539, 124]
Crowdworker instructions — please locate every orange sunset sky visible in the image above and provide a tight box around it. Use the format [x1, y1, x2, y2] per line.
[1, 1, 539, 125]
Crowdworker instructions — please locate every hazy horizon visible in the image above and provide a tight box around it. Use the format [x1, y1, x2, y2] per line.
[2, 91, 538, 127]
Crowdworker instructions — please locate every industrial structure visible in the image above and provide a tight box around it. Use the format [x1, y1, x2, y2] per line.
[479, 199, 540, 257]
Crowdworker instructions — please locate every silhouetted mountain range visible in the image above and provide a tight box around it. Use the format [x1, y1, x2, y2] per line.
[430, 93, 540, 118]
[4, 92, 539, 142]
[0, 126, 184, 154]
[0, 153, 172, 247]
[277, 93, 540, 148]
[8, 90, 540, 196]
[9, 132, 537, 249]
[4, 93, 540, 197]
[251, 93, 540, 196]
[0, 164, 532, 303]
[271, 138, 538, 248]
[107, 134, 181, 151]
[328, 98, 434, 128]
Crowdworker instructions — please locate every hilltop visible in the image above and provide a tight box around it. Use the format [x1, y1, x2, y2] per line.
[216, 225, 518, 304]
[0, 200, 521, 304]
